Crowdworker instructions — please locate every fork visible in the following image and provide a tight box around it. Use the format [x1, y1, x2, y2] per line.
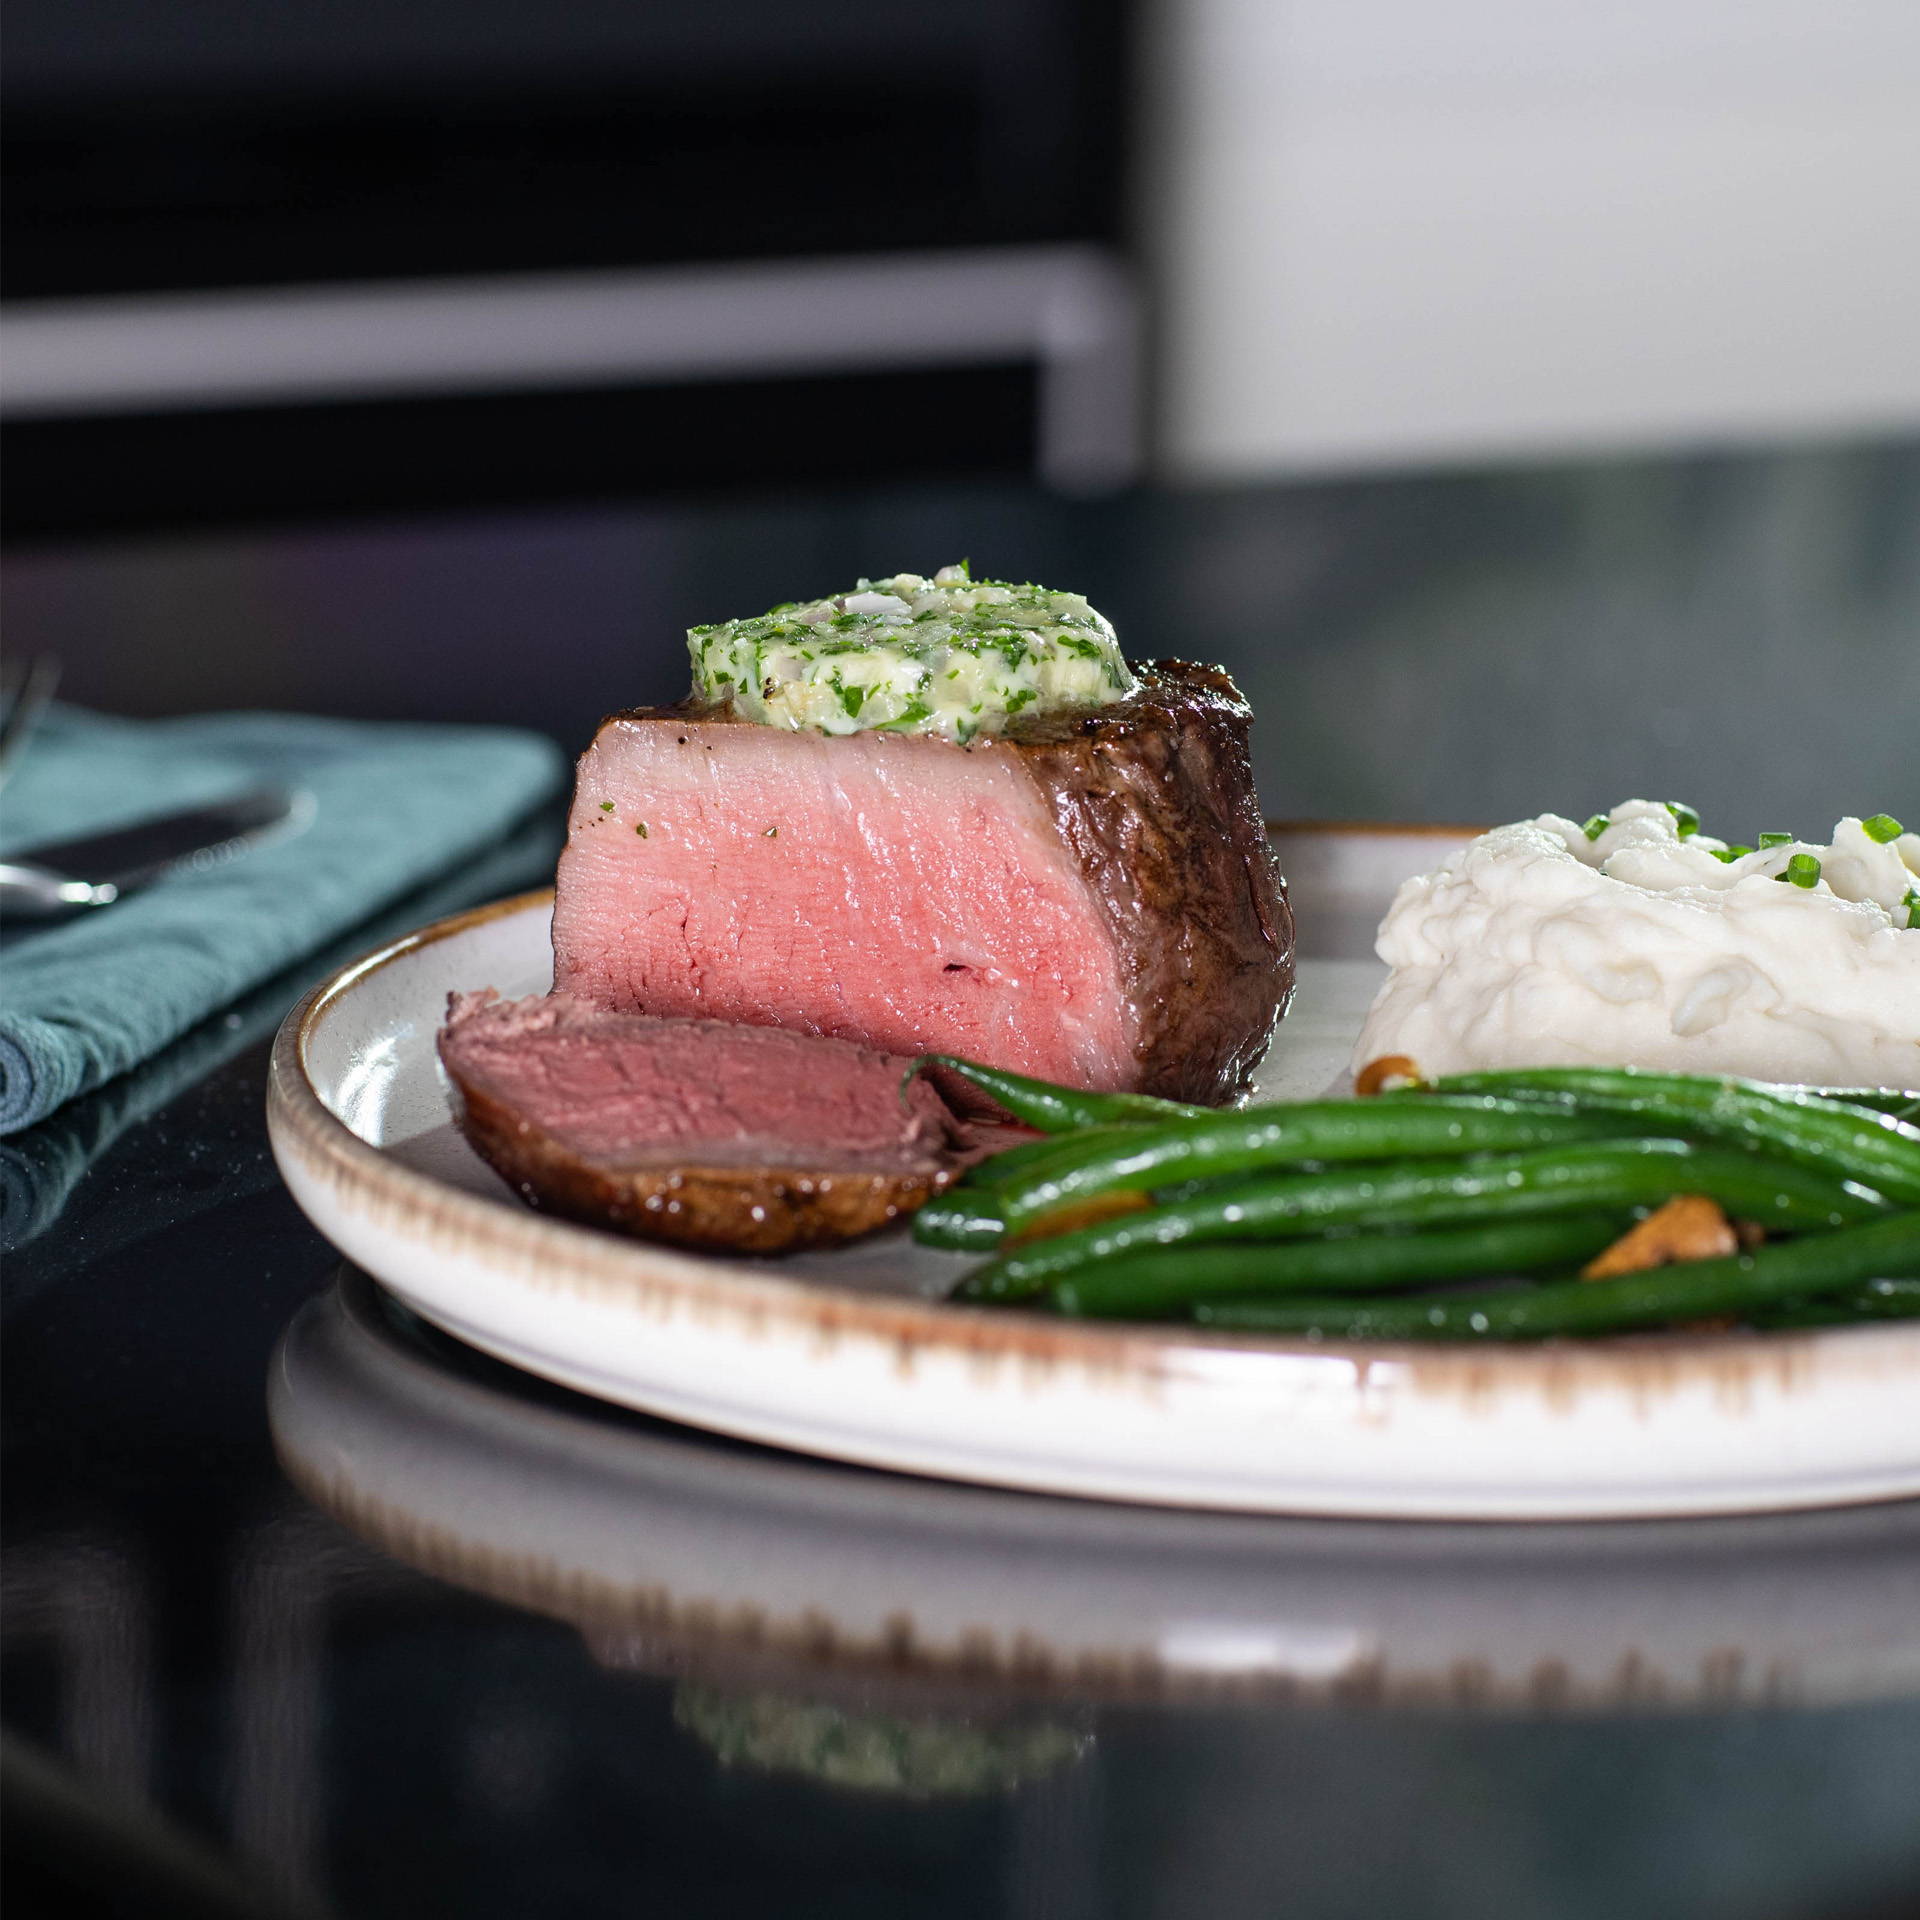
[0, 654, 61, 790]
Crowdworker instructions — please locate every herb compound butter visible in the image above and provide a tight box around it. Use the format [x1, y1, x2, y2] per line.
[688, 563, 1135, 743]
[1353, 800, 1920, 1090]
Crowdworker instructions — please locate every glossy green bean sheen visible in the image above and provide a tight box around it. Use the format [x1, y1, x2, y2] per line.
[954, 1125, 1149, 1193]
[1189, 1212, 1920, 1340]
[913, 1191, 1009, 1252]
[1746, 1276, 1920, 1328]
[1044, 1214, 1627, 1319]
[905, 1056, 1202, 1133]
[1812, 1088, 1920, 1122]
[992, 1097, 1634, 1232]
[1429, 1069, 1920, 1207]
[919, 1123, 1182, 1249]
[956, 1141, 1887, 1302]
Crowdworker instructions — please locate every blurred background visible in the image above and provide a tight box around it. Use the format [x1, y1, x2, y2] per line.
[4, 0, 1918, 823]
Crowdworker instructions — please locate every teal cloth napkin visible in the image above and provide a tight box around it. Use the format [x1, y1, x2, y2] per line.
[0, 705, 568, 1134]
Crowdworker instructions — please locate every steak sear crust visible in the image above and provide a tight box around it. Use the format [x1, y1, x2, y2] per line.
[1011, 659, 1294, 1102]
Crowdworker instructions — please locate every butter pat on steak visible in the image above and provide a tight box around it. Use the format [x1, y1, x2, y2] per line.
[550, 660, 1294, 1102]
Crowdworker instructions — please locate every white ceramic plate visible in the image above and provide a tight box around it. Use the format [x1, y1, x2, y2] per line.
[267, 827, 1920, 1520]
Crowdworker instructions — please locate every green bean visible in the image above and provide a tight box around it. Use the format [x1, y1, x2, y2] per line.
[1426, 1068, 1920, 1207]
[1745, 1277, 1920, 1328]
[913, 1190, 1008, 1252]
[931, 1108, 1329, 1251]
[992, 1097, 1636, 1233]
[953, 1125, 1149, 1193]
[924, 1124, 1194, 1249]
[1810, 1087, 1920, 1120]
[1188, 1211, 1920, 1340]
[956, 1141, 1887, 1302]
[904, 1056, 1203, 1133]
[1044, 1214, 1628, 1319]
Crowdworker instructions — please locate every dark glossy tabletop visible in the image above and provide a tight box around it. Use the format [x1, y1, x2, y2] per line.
[5, 443, 1920, 1920]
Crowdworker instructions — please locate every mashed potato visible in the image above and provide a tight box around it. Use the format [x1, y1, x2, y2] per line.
[1353, 800, 1920, 1090]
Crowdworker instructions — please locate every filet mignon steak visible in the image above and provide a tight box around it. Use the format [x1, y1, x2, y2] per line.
[438, 991, 978, 1253]
[551, 660, 1292, 1103]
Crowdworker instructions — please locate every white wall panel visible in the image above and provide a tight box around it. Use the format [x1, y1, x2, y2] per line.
[1153, 1, 1920, 478]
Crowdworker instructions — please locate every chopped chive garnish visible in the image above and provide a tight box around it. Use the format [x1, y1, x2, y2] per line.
[1775, 852, 1821, 888]
[1863, 813, 1905, 844]
[1664, 801, 1700, 837]
[1757, 832, 1793, 850]
[1581, 814, 1610, 841]
[635, 822, 649, 838]
[1905, 888, 1920, 929]
[1709, 844, 1754, 863]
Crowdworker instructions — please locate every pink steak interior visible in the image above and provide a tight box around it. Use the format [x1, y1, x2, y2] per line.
[440, 994, 957, 1171]
[551, 718, 1136, 1087]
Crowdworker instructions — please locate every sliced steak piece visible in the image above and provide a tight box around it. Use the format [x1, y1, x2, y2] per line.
[438, 991, 972, 1254]
[551, 660, 1292, 1104]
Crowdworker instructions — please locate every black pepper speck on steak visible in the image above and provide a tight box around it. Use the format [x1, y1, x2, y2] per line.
[551, 661, 1293, 1104]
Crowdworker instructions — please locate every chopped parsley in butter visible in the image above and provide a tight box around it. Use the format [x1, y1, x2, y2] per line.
[687, 562, 1135, 742]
